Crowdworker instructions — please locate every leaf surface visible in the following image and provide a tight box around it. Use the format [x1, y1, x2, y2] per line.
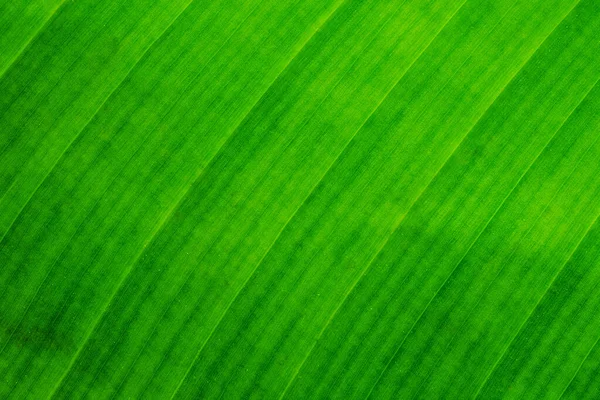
[1, 0, 599, 398]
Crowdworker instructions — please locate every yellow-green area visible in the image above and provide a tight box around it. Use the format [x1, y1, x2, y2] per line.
[1, 0, 599, 398]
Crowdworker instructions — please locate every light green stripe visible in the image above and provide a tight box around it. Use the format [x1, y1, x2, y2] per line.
[173, 0, 587, 398]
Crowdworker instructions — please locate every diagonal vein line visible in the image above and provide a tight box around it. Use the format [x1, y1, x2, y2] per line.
[0, 0, 111, 237]
[0, 157, 134, 372]
[114, 1, 412, 396]
[559, 331, 600, 399]
[176, 0, 480, 397]
[476, 213, 600, 399]
[312, 4, 521, 393]
[405, 117, 595, 400]
[0, 0, 211, 389]
[362, 7, 584, 400]
[410, 62, 600, 400]
[280, 3, 529, 398]
[42, 0, 349, 397]
[47, 9, 268, 399]
[473, 77, 600, 399]
[409, 59, 600, 400]
[410, 134, 595, 400]
[0, 0, 198, 247]
[0, 0, 207, 356]
[165, 3, 371, 399]
[283, 0, 538, 394]
[416, 102, 600, 400]
[37, 2, 269, 398]
[173, 0, 476, 396]
[0, 0, 108, 166]
[0, 0, 68, 80]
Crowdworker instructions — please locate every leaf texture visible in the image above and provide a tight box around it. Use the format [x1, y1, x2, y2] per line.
[1, 0, 599, 398]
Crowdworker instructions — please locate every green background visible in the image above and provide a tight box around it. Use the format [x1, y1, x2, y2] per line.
[1, 0, 600, 398]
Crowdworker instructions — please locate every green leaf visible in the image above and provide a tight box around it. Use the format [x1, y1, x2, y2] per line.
[1, 0, 599, 398]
